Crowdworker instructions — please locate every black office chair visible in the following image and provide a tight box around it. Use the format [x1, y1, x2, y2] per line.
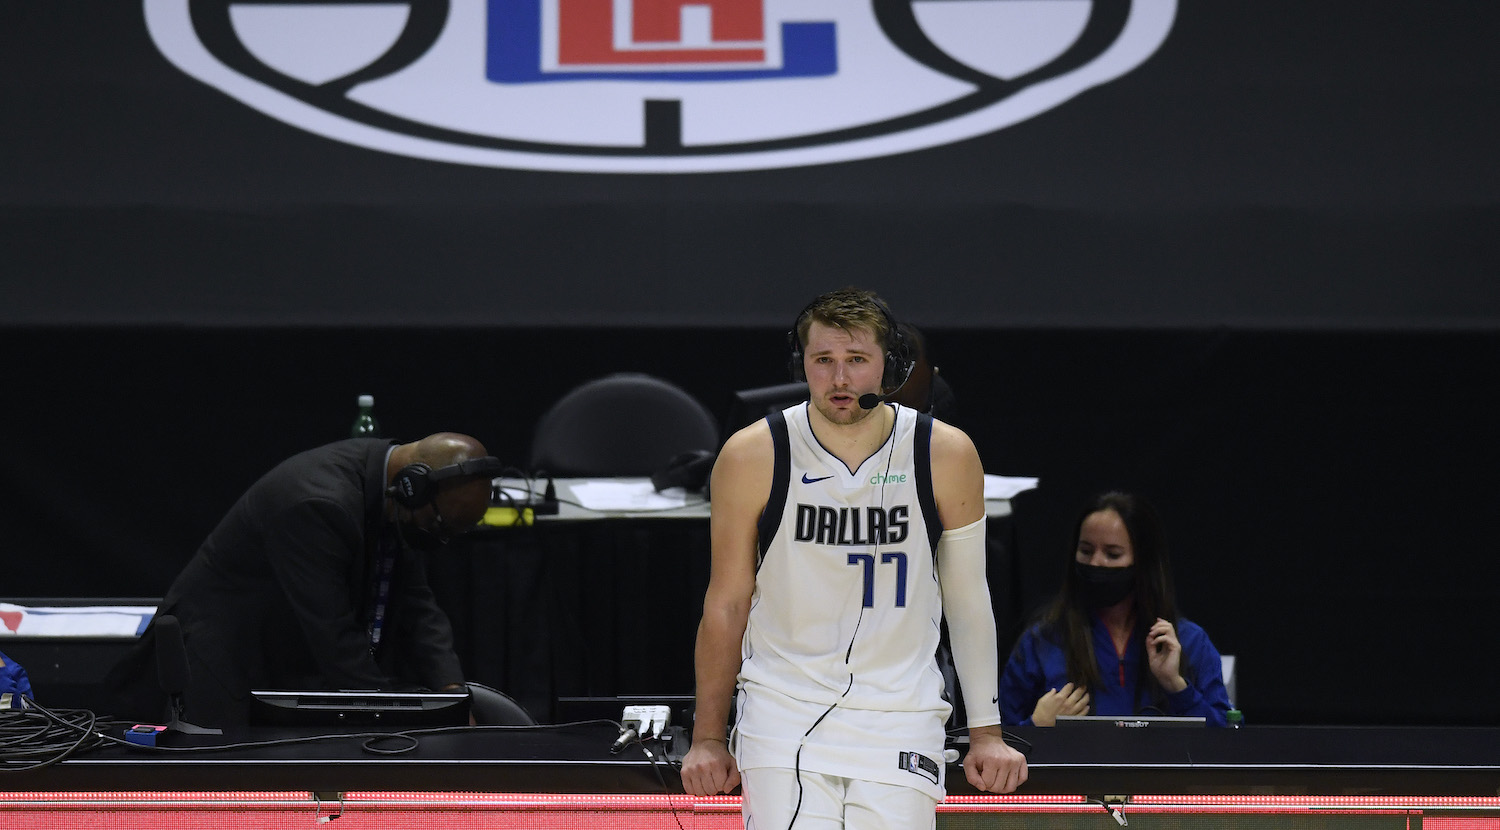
[466, 682, 537, 726]
[529, 373, 719, 479]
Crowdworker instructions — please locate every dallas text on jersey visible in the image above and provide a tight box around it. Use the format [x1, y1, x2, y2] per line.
[794, 504, 909, 546]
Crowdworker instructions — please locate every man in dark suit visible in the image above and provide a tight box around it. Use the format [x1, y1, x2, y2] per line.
[110, 433, 498, 728]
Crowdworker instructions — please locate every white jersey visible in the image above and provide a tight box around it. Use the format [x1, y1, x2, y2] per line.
[734, 402, 951, 799]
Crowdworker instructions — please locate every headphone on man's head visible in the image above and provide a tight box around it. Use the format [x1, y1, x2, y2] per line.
[787, 294, 915, 392]
[387, 456, 506, 509]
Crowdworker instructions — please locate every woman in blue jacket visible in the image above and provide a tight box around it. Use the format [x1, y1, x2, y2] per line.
[1001, 491, 1231, 726]
[1, 650, 32, 710]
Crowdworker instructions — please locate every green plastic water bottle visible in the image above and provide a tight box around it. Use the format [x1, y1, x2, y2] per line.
[350, 395, 381, 438]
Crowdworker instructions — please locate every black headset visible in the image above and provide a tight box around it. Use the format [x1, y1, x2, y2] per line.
[387, 456, 506, 509]
[787, 294, 914, 392]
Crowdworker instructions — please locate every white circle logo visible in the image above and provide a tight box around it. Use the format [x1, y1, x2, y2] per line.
[145, 0, 1176, 173]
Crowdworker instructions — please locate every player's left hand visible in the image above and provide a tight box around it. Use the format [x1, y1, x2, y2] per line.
[964, 726, 1027, 793]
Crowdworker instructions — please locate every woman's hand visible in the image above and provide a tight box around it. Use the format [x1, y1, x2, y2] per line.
[1031, 681, 1090, 726]
[1147, 617, 1188, 693]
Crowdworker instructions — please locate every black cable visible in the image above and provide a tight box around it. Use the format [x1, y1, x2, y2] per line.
[490, 468, 541, 527]
[591, 718, 687, 830]
[530, 472, 707, 515]
[944, 725, 1033, 755]
[495, 467, 534, 501]
[1000, 730, 1033, 754]
[14, 709, 624, 760]
[344, 718, 627, 756]
[521, 469, 711, 515]
[785, 407, 897, 830]
[0, 697, 121, 771]
[634, 736, 687, 830]
[1086, 796, 1129, 826]
[7, 698, 690, 830]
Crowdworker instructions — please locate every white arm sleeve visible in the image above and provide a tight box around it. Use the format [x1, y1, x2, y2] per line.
[936, 516, 1002, 728]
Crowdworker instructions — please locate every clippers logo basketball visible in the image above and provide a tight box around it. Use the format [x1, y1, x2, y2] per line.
[144, 0, 1175, 173]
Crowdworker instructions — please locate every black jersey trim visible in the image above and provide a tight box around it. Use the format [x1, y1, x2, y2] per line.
[759, 409, 791, 565]
[914, 412, 942, 555]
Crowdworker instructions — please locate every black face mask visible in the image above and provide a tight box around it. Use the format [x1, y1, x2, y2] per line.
[1074, 562, 1136, 610]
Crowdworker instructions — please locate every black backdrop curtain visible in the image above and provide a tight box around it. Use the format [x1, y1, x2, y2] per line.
[4, 326, 1496, 725]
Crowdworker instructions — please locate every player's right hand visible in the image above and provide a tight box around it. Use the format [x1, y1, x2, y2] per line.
[680, 738, 740, 795]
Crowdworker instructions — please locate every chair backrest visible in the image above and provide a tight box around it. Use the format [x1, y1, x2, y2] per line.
[466, 682, 536, 726]
[530, 373, 719, 477]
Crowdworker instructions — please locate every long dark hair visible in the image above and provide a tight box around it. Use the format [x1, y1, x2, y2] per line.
[1038, 491, 1189, 713]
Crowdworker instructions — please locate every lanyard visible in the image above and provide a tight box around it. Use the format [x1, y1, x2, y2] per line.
[367, 528, 399, 652]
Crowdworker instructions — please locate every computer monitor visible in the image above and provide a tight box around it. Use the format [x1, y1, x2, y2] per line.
[721, 382, 808, 445]
[249, 689, 471, 727]
[1054, 715, 1206, 728]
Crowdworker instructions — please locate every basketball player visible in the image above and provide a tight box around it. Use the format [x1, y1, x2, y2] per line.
[681, 289, 1026, 828]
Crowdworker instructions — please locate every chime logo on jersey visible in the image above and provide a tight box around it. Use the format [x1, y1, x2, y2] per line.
[143, 0, 1176, 173]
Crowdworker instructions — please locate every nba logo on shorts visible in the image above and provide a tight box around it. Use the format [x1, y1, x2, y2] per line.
[143, 0, 1178, 173]
[488, 0, 837, 81]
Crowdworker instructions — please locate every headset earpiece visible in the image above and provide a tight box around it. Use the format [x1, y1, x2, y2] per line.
[387, 456, 507, 509]
[787, 327, 807, 382]
[882, 319, 915, 393]
[387, 462, 436, 509]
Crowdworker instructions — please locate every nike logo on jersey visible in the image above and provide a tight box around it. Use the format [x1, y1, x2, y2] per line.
[801, 473, 834, 484]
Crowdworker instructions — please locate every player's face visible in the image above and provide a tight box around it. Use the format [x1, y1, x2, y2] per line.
[1075, 509, 1134, 568]
[802, 320, 886, 426]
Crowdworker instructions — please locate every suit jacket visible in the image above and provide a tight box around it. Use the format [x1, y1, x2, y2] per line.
[112, 439, 463, 727]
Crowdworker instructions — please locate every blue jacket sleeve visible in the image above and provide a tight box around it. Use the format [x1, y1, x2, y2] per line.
[1000, 626, 1049, 727]
[1163, 619, 1231, 727]
[1, 650, 34, 709]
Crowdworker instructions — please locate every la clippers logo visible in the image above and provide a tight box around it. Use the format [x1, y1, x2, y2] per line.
[490, 0, 836, 81]
[144, 0, 1175, 173]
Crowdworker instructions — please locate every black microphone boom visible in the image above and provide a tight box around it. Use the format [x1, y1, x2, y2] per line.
[859, 361, 913, 409]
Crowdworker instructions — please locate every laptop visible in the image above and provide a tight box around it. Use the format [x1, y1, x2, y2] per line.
[249, 689, 470, 727]
[1055, 715, 1206, 728]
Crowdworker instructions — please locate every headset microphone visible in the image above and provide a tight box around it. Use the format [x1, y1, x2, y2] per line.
[858, 333, 916, 410]
[858, 363, 914, 409]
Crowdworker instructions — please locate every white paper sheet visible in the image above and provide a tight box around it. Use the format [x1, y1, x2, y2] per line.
[569, 480, 691, 511]
[984, 474, 1040, 500]
[0, 602, 156, 637]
